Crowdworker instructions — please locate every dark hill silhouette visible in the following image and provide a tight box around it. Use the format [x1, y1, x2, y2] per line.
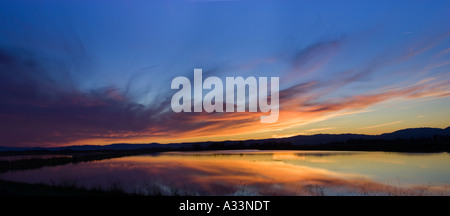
[1, 127, 449, 173]
[53, 143, 164, 151]
[1, 126, 449, 153]
[284, 133, 373, 145]
[380, 127, 450, 139]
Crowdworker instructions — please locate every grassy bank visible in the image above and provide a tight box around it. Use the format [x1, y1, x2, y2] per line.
[0, 179, 130, 196]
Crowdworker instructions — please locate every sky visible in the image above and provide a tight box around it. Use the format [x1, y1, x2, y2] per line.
[1, 0, 450, 147]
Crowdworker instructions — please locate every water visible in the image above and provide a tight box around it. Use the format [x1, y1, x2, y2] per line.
[1, 150, 450, 195]
[0, 154, 71, 161]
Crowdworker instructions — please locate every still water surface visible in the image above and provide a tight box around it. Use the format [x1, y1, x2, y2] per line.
[1, 150, 450, 195]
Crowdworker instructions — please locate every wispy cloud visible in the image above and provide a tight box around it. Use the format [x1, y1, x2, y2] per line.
[361, 121, 403, 130]
[1, 29, 450, 147]
[305, 127, 335, 132]
[282, 39, 342, 84]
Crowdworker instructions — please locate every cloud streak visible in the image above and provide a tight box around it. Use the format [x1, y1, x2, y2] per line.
[361, 121, 403, 130]
[1, 28, 450, 147]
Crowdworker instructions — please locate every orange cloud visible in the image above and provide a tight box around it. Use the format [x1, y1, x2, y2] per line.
[2, 30, 450, 147]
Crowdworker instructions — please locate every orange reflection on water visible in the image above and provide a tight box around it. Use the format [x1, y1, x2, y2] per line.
[1, 151, 450, 195]
[101, 151, 450, 195]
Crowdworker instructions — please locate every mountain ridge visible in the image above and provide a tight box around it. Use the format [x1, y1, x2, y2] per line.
[1, 126, 449, 152]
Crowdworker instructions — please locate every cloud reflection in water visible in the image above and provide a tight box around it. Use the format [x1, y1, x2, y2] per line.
[1, 151, 449, 195]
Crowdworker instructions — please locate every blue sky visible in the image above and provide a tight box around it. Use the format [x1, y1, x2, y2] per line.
[1, 0, 450, 146]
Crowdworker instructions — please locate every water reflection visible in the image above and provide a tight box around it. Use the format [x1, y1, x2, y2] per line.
[1, 150, 449, 195]
[0, 154, 72, 161]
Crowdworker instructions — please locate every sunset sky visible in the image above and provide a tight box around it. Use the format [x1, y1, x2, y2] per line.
[1, 0, 450, 147]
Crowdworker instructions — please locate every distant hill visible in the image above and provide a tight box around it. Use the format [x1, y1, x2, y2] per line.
[51, 143, 164, 151]
[380, 127, 450, 139]
[284, 133, 373, 145]
[1, 126, 449, 152]
[281, 127, 450, 145]
[0, 146, 46, 152]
